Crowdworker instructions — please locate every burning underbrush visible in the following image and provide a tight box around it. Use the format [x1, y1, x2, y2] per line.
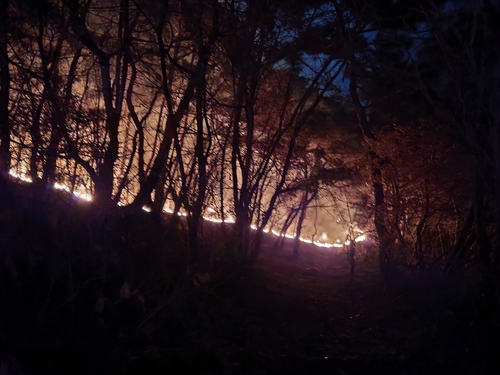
[0, 177, 499, 375]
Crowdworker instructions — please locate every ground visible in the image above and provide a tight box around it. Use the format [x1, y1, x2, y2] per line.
[176, 238, 499, 375]
[0, 179, 499, 375]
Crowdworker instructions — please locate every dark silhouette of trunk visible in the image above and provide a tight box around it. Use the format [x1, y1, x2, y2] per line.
[30, 94, 45, 182]
[94, 112, 120, 203]
[489, 66, 500, 279]
[218, 126, 231, 230]
[349, 241, 355, 281]
[42, 47, 81, 185]
[231, 126, 251, 256]
[0, 0, 10, 174]
[444, 206, 474, 274]
[152, 167, 168, 213]
[474, 172, 493, 280]
[188, 48, 210, 265]
[414, 183, 430, 271]
[349, 71, 391, 280]
[114, 130, 137, 203]
[293, 199, 308, 259]
[293, 189, 317, 258]
[230, 79, 250, 257]
[124, 59, 158, 204]
[275, 208, 299, 248]
[42, 126, 63, 185]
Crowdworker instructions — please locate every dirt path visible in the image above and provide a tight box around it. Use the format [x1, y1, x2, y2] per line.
[205, 238, 500, 375]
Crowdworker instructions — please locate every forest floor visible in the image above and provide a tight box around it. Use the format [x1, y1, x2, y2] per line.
[1, 178, 500, 375]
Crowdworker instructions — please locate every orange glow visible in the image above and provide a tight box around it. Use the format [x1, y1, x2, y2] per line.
[8, 168, 367, 249]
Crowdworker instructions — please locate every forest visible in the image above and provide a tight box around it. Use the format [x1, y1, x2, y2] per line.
[0, 0, 499, 374]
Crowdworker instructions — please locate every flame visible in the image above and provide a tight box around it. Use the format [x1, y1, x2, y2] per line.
[8, 168, 367, 249]
[9, 168, 32, 183]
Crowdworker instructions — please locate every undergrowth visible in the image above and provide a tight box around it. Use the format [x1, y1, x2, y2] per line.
[0, 177, 499, 375]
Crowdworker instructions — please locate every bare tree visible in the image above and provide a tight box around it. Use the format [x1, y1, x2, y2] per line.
[0, 0, 10, 173]
[66, 0, 131, 203]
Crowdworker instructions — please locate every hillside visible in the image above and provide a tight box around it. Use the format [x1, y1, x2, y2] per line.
[0, 177, 499, 375]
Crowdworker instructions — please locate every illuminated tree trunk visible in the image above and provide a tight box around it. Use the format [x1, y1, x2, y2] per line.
[0, 0, 10, 174]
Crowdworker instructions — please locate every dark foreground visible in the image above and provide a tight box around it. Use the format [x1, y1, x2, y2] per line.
[0, 179, 499, 375]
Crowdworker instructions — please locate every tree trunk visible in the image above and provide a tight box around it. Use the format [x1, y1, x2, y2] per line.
[152, 167, 168, 213]
[293, 200, 307, 259]
[444, 206, 474, 274]
[275, 208, 299, 248]
[132, 82, 195, 209]
[349, 71, 391, 280]
[474, 171, 493, 282]
[348, 241, 356, 281]
[188, 48, 210, 266]
[0, 0, 10, 173]
[93, 112, 120, 204]
[42, 47, 81, 185]
[30, 95, 45, 182]
[489, 68, 500, 280]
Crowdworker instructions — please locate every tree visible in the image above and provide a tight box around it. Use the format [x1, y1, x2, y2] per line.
[131, 0, 219, 213]
[66, 0, 131, 203]
[299, 0, 469, 280]
[415, 1, 500, 289]
[0, 0, 10, 173]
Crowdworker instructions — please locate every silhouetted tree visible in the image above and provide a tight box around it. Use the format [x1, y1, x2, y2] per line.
[0, 0, 10, 173]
